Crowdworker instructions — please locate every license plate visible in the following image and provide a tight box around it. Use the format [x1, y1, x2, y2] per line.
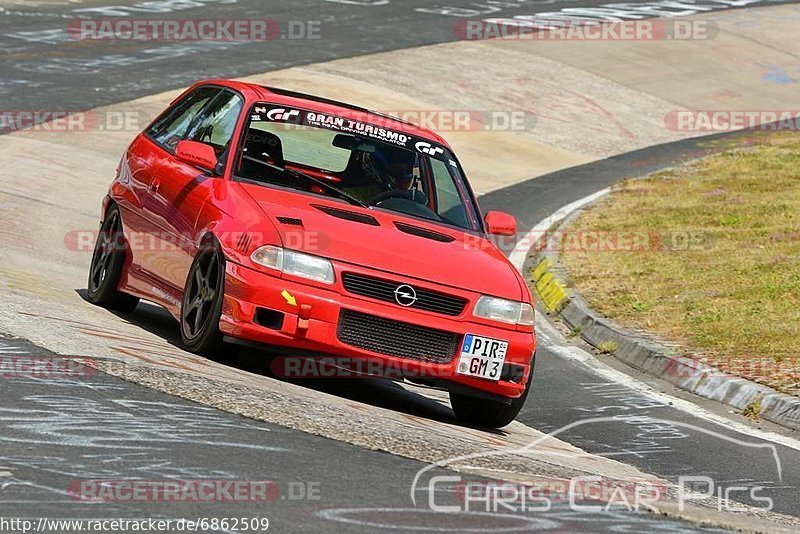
[456, 334, 508, 381]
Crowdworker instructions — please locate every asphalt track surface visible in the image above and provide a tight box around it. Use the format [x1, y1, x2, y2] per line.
[0, 337, 716, 533]
[1, 0, 799, 531]
[2, 0, 799, 113]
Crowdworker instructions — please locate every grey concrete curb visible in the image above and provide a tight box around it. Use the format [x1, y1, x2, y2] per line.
[528, 203, 800, 432]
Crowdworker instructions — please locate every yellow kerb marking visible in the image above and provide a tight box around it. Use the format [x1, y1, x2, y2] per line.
[531, 259, 569, 312]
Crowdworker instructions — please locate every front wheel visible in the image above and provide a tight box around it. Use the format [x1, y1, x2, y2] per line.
[180, 237, 225, 355]
[86, 205, 139, 313]
[450, 359, 535, 428]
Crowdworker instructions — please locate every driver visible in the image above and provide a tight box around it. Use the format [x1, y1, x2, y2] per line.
[342, 143, 424, 204]
[383, 147, 417, 191]
[362, 146, 420, 196]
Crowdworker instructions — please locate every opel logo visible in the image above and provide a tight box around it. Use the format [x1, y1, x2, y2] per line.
[394, 284, 418, 307]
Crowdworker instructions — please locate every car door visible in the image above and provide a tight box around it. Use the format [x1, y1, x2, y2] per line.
[145, 89, 244, 290]
[131, 85, 221, 282]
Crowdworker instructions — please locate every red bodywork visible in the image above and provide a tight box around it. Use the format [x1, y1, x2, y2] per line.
[106, 79, 536, 401]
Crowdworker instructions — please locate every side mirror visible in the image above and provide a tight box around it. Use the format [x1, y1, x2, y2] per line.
[175, 140, 218, 172]
[484, 211, 517, 237]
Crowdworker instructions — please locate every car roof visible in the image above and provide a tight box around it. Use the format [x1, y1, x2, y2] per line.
[193, 78, 452, 148]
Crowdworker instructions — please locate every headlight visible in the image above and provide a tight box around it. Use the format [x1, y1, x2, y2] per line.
[473, 296, 535, 326]
[251, 245, 335, 285]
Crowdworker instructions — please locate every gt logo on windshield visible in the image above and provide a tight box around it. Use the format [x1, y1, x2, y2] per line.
[415, 141, 444, 157]
[266, 108, 301, 121]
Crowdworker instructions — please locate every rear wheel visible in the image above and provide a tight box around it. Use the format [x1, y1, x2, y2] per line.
[86, 205, 139, 313]
[450, 360, 535, 428]
[180, 237, 225, 355]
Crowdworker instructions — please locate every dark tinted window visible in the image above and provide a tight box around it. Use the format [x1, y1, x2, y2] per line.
[147, 86, 220, 151]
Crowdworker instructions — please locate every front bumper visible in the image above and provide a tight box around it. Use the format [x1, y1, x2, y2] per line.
[220, 261, 536, 400]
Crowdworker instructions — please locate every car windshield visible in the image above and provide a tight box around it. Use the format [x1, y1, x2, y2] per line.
[235, 104, 480, 231]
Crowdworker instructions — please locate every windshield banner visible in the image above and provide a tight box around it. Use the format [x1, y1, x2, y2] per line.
[250, 104, 451, 162]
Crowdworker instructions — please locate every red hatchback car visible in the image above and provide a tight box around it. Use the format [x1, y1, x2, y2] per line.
[87, 79, 536, 427]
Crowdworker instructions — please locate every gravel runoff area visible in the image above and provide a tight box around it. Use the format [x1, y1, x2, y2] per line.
[560, 131, 800, 398]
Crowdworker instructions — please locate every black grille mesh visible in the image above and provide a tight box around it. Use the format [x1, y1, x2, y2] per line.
[342, 273, 467, 316]
[336, 310, 458, 363]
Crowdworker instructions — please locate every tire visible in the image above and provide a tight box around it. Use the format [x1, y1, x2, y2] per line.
[180, 237, 225, 355]
[86, 204, 140, 313]
[450, 358, 535, 429]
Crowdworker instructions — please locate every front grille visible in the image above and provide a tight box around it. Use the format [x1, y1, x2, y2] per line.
[337, 310, 458, 364]
[342, 273, 467, 316]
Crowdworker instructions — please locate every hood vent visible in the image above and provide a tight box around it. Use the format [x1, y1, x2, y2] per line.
[312, 204, 380, 226]
[276, 216, 303, 226]
[394, 222, 455, 243]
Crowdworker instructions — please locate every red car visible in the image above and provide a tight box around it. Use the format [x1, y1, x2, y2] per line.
[87, 79, 536, 428]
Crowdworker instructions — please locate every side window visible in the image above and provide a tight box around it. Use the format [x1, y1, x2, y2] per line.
[430, 158, 469, 228]
[147, 86, 220, 151]
[185, 90, 244, 161]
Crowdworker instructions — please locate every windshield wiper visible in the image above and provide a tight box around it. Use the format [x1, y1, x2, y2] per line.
[242, 156, 369, 209]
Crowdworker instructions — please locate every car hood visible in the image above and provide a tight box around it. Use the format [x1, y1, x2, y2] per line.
[238, 184, 524, 300]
